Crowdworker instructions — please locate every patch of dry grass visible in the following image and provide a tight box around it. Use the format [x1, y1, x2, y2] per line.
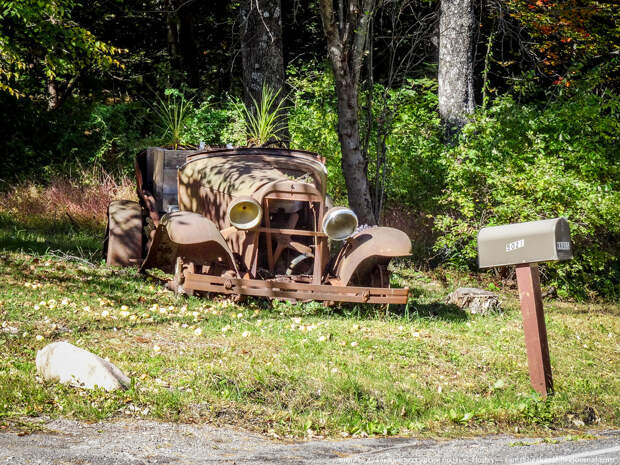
[0, 168, 135, 228]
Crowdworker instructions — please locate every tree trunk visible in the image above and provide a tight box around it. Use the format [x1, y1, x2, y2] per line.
[319, 0, 377, 226]
[438, 0, 475, 138]
[336, 78, 376, 226]
[166, 0, 179, 59]
[47, 78, 58, 110]
[178, 6, 199, 88]
[239, 0, 288, 138]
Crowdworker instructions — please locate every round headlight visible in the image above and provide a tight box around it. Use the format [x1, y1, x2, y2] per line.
[322, 206, 358, 241]
[227, 197, 263, 230]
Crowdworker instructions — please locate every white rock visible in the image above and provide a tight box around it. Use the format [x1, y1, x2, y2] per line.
[35, 341, 130, 391]
[446, 287, 502, 315]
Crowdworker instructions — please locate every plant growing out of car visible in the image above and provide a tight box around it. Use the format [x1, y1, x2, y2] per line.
[150, 88, 193, 149]
[235, 84, 288, 145]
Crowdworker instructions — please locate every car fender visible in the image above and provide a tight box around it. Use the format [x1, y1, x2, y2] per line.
[333, 227, 411, 286]
[141, 211, 238, 275]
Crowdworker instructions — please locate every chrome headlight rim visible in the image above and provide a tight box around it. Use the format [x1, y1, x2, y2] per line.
[322, 206, 358, 241]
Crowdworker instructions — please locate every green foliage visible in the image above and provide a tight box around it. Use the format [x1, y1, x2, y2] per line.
[288, 70, 446, 210]
[83, 102, 154, 170]
[0, 97, 154, 180]
[0, 0, 124, 98]
[1, 57, 615, 301]
[150, 89, 194, 149]
[368, 78, 445, 209]
[288, 68, 617, 301]
[235, 84, 288, 145]
[181, 97, 233, 147]
[288, 66, 344, 201]
[434, 92, 619, 300]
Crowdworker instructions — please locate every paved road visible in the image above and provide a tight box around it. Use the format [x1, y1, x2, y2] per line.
[0, 419, 618, 465]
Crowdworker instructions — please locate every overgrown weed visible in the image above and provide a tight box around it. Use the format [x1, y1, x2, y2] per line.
[0, 167, 135, 228]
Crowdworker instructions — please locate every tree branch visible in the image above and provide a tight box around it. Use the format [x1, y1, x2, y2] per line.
[351, 0, 375, 83]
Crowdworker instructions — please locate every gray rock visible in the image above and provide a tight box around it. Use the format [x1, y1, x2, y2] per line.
[36, 341, 130, 391]
[446, 287, 501, 315]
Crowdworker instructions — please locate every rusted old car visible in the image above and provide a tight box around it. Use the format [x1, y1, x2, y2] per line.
[104, 147, 411, 304]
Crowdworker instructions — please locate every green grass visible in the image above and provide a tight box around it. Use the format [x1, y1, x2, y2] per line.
[0, 213, 618, 439]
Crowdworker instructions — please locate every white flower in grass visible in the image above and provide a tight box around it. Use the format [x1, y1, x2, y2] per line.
[34, 305, 40, 311]
[35, 335, 44, 341]
[38, 301, 46, 307]
[318, 335, 327, 342]
[242, 331, 250, 338]
[120, 305, 129, 311]
[61, 298, 69, 306]
[83, 305, 90, 312]
[350, 341, 358, 347]
[120, 311, 130, 318]
[194, 327, 203, 336]
[221, 325, 231, 333]
[153, 345, 161, 353]
[101, 310, 110, 318]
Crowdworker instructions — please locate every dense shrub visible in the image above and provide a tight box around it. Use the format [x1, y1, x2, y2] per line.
[434, 93, 619, 299]
[369, 79, 445, 210]
[0, 97, 154, 180]
[82, 102, 155, 172]
[181, 98, 239, 147]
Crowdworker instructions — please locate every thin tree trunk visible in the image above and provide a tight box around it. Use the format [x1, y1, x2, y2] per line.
[47, 78, 58, 110]
[438, 0, 475, 138]
[239, 0, 288, 139]
[319, 0, 377, 226]
[166, 0, 179, 59]
[178, 5, 199, 88]
[336, 78, 376, 226]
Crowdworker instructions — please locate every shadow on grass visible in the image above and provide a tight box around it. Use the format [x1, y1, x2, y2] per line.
[404, 301, 469, 322]
[0, 212, 102, 259]
[0, 213, 471, 323]
[253, 293, 469, 322]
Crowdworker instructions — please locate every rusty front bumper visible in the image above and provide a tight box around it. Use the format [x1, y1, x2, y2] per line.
[181, 273, 409, 304]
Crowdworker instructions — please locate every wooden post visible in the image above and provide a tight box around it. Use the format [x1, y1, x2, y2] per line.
[515, 263, 553, 397]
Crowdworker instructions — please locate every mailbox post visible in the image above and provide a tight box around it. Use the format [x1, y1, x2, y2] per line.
[478, 218, 572, 397]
